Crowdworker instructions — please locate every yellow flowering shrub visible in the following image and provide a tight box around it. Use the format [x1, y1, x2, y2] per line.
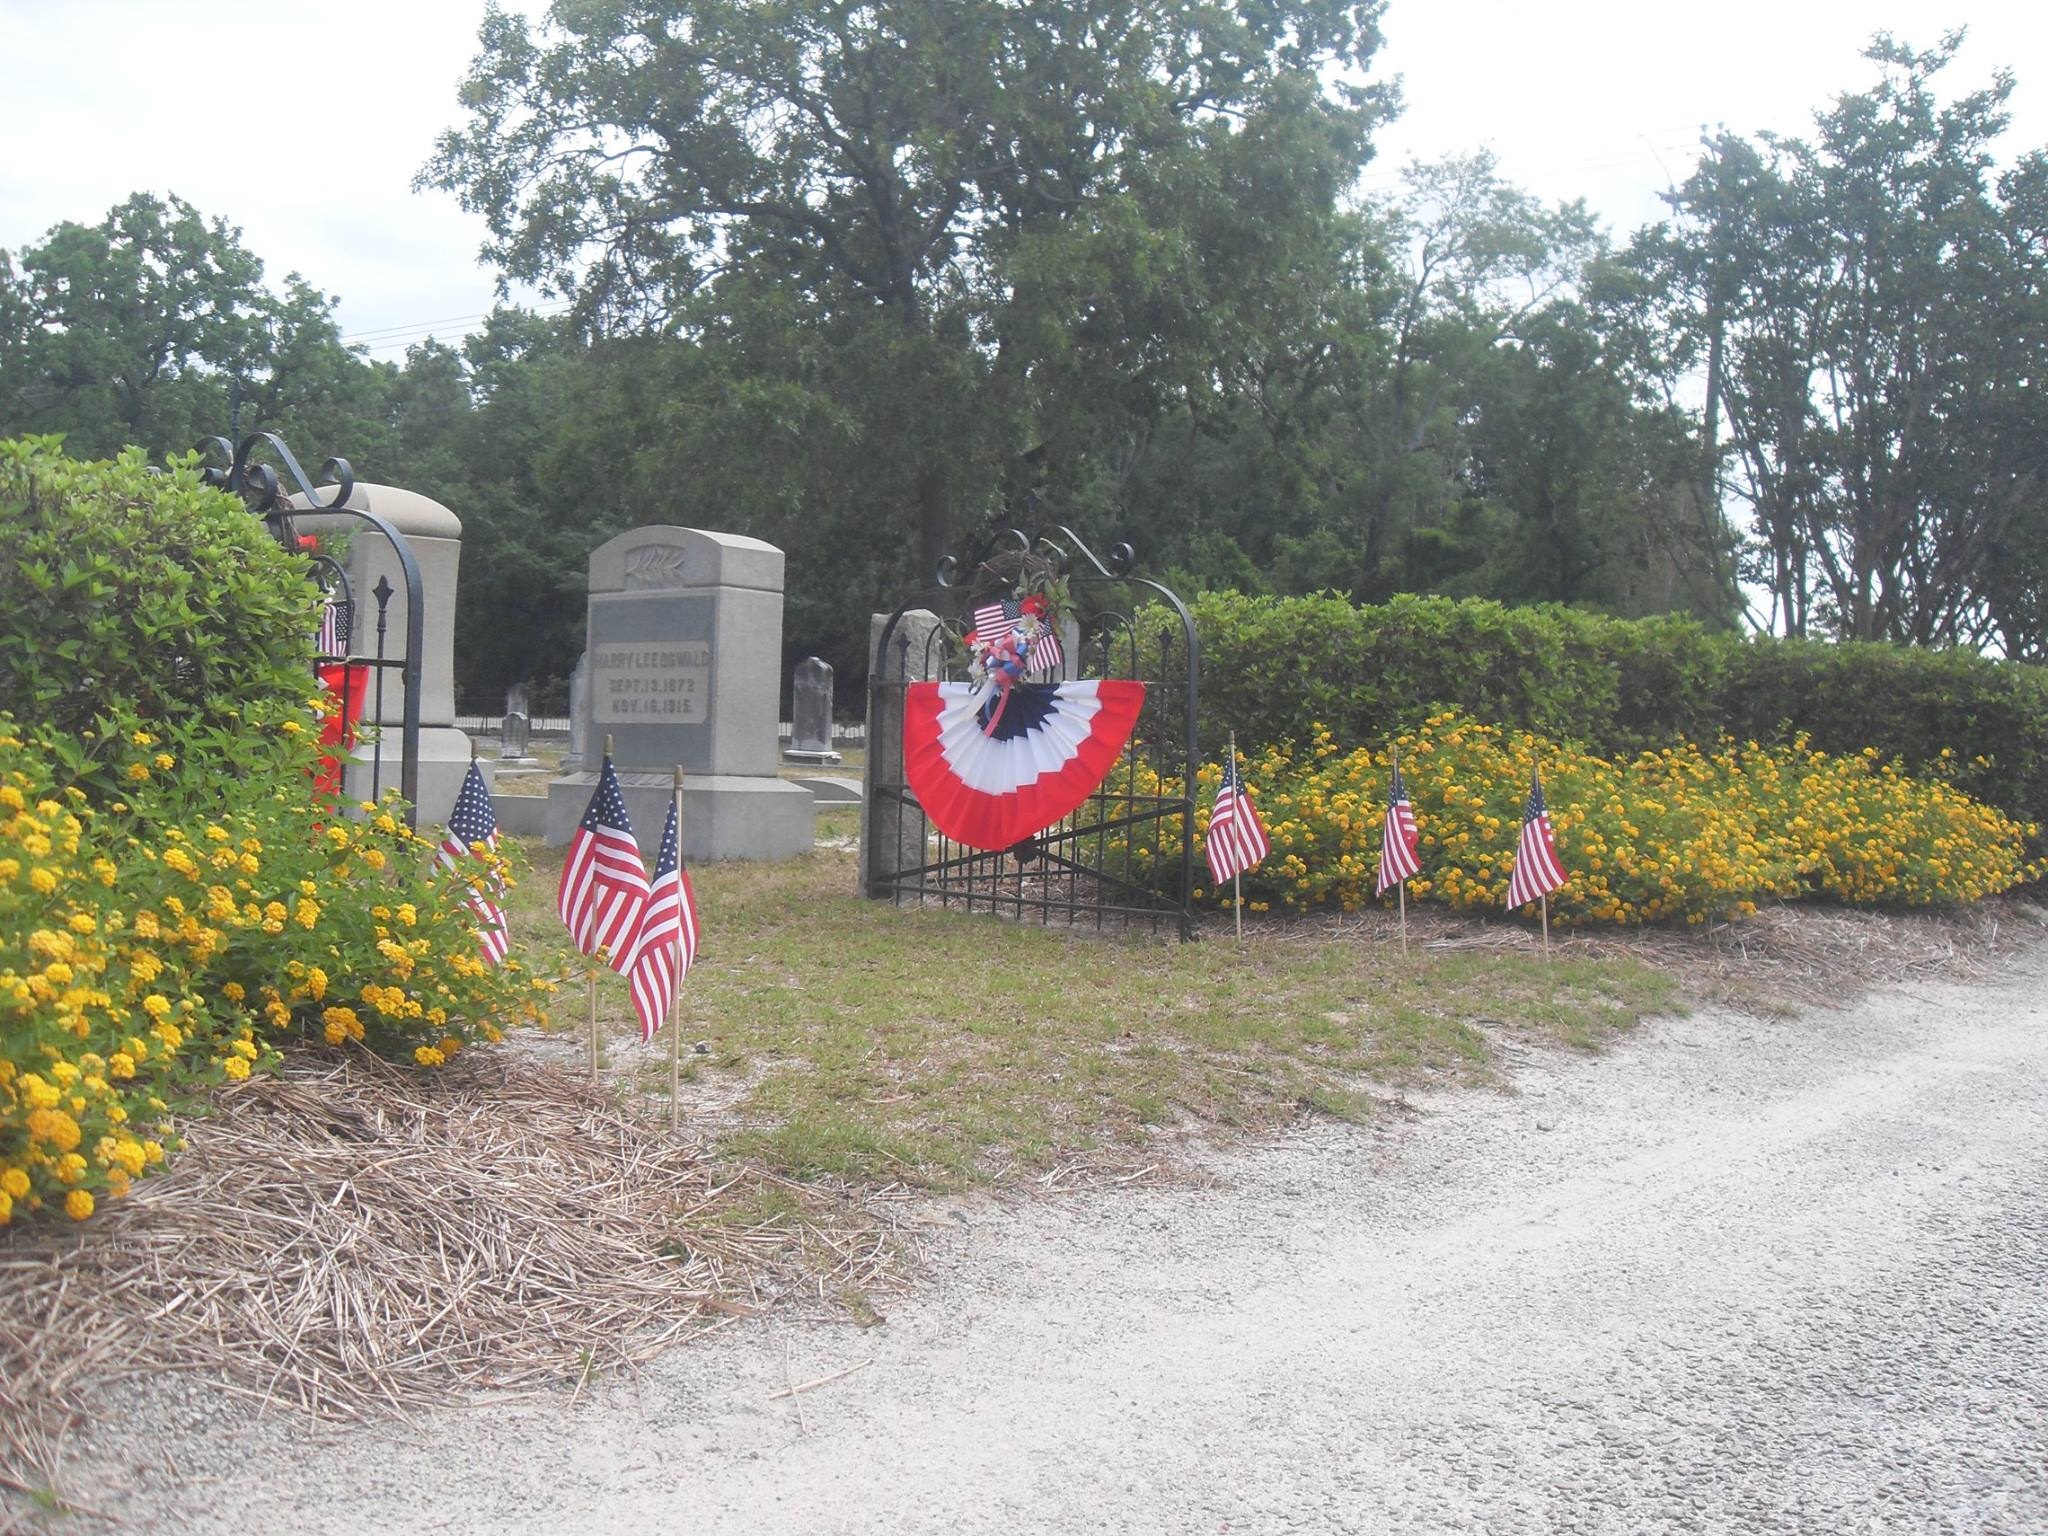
[1102, 716, 2040, 924]
[0, 441, 563, 1225]
[0, 713, 553, 1226]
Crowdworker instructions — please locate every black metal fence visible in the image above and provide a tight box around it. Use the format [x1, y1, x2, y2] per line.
[197, 432, 428, 827]
[866, 527, 1200, 938]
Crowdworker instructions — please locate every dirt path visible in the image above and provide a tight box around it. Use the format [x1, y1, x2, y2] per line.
[84, 952, 2048, 1534]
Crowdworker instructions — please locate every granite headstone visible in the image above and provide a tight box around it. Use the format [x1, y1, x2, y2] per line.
[499, 710, 534, 763]
[783, 655, 842, 765]
[545, 527, 813, 860]
[563, 651, 589, 772]
[288, 482, 482, 823]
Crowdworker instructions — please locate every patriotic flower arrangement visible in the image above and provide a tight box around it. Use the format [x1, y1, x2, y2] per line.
[1103, 715, 2040, 924]
[956, 569, 1070, 731]
[0, 708, 553, 1225]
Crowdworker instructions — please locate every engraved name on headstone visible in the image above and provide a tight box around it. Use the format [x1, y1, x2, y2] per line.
[591, 641, 712, 723]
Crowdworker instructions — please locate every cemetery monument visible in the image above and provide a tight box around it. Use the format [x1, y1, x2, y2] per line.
[545, 526, 813, 860]
[290, 481, 480, 825]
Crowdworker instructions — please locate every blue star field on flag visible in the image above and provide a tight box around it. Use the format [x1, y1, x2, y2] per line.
[439, 759, 509, 964]
[558, 757, 651, 969]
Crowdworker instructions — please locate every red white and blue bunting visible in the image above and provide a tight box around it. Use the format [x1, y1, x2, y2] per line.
[903, 679, 1146, 852]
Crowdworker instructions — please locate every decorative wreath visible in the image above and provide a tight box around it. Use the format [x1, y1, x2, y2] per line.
[903, 550, 1146, 854]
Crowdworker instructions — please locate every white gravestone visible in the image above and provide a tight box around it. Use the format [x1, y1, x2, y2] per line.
[499, 711, 536, 764]
[545, 527, 813, 861]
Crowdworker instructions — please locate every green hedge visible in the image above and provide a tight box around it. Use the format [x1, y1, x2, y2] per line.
[1170, 592, 2048, 832]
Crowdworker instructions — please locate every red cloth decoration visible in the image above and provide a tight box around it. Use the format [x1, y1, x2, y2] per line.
[315, 663, 368, 797]
[903, 679, 1145, 852]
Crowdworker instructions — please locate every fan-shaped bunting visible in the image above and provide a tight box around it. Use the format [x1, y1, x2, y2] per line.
[903, 679, 1147, 852]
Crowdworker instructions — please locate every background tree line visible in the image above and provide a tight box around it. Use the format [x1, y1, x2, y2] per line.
[1, 8, 2040, 710]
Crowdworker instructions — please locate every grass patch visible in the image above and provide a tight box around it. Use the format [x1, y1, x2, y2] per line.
[814, 805, 860, 842]
[503, 841, 1678, 1187]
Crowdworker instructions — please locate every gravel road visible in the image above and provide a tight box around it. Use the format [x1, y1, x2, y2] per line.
[97, 950, 2048, 1534]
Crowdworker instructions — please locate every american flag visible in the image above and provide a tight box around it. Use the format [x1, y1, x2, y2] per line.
[974, 599, 1063, 675]
[626, 798, 701, 1042]
[1375, 757, 1421, 895]
[558, 758, 650, 969]
[1505, 766, 1569, 910]
[316, 597, 353, 657]
[438, 760, 509, 964]
[1205, 749, 1272, 885]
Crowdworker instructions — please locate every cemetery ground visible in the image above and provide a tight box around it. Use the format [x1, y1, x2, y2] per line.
[4, 842, 2046, 1531]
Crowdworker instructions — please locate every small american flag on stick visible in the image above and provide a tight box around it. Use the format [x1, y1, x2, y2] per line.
[974, 599, 1063, 675]
[1205, 747, 1271, 886]
[1505, 766, 1569, 910]
[627, 797, 701, 1042]
[1375, 756, 1421, 895]
[558, 757, 650, 969]
[439, 760, 509, 965]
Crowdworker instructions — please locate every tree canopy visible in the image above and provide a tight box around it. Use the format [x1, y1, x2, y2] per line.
[0, 193, 380, 461]
[422, 0, 1393, 574]
[1614, 32, 2048, 652]
[6, 19, 2043, 708]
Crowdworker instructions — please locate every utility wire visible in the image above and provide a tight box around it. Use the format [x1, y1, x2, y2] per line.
[339, 297, 577, 346]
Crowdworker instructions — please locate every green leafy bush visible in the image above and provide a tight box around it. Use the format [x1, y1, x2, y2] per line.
[1170, 591, 2048, 831]
[0, 438, 316, 793]
[0, 440, 551, 1225]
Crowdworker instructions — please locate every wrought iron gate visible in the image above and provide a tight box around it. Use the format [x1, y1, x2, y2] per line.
[197, 432, 428, 827]
[865, 527, 1200, 938]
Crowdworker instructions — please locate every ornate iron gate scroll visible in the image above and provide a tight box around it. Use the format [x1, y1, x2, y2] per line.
[867, 528, 1200, 939]
[197, 432, 429, 829]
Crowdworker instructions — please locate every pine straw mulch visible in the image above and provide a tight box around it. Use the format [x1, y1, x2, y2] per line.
[0, 1050, 902, 1508]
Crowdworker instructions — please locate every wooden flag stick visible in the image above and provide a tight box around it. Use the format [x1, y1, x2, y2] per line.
[1392, 744, 1407, 957]
[586, 735, 618, 1080]
[1541, 892, 1551, 963]
[670, 764, 686, 1134]
[1229, 731, 1244, 947]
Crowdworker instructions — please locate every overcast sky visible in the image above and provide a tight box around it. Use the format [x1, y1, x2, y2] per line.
[1, 0, 2041, 364]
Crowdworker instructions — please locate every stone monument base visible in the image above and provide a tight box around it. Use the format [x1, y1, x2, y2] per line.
[544, 772, 815, 862]
[333, 727, 483, 827]
[781, 746, 843, 766]
[792, 775, 862, 807]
